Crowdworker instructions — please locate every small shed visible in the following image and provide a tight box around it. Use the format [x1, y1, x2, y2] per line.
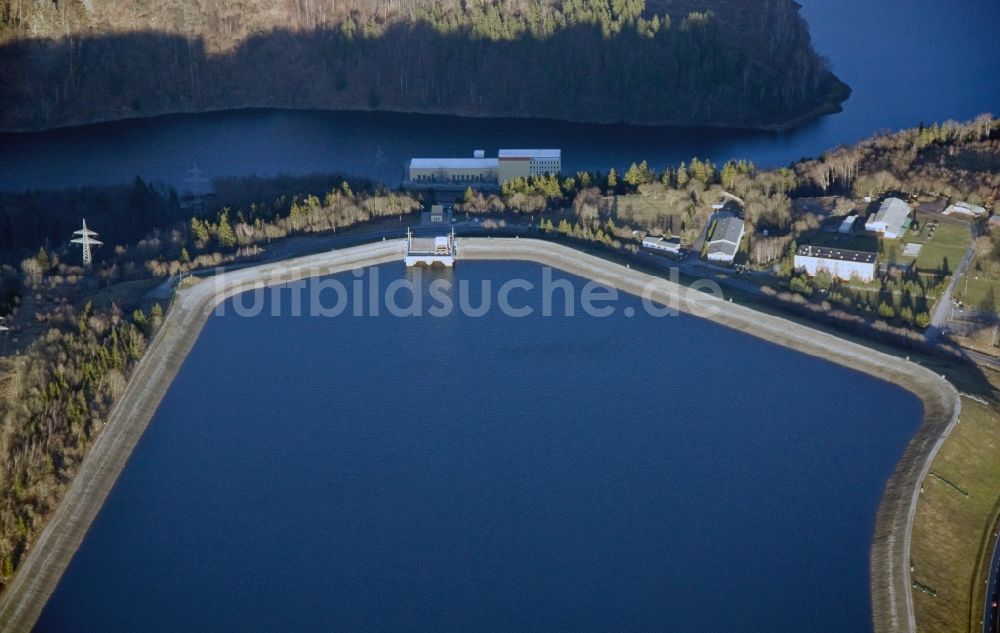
[838, 214, 857, 234]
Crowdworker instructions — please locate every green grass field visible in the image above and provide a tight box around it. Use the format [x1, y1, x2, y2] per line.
[910, 398, 1000, 632]
[954, 275, 1000, 311]
[612, 194, 686, 229]
[908, 221, 971, 274]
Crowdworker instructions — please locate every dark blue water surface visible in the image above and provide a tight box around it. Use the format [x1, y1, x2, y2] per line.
[36, 262, 922, 632]
[1, 0, 998, 191]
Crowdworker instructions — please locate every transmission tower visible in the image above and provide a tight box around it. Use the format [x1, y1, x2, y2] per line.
[71, 219, 103, 266]
[184, 162, 209, 197]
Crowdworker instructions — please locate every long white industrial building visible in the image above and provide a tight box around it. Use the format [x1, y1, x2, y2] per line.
[405, 149, 561, 187]
[794, 245, 878, 282]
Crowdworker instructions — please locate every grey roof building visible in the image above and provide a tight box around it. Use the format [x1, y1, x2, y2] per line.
[706, 215, 745, 263]
[865, 197, 911, 238]
[642, 234, 683, 254]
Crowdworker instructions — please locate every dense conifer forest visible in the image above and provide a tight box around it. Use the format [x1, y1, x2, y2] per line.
[0, 0, 847, 131]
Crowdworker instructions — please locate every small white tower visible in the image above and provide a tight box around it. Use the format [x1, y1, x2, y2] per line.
[71, 219, 103, 266]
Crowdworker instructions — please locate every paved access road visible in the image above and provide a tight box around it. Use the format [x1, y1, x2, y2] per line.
[986, 526, 1000, 633]
[927, 223, 978, 341]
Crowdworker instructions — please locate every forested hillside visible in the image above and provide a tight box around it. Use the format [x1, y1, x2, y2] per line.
[0, 0, 848, 131]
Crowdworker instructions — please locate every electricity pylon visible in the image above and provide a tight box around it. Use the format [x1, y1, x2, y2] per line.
[71, 219, 102, 266]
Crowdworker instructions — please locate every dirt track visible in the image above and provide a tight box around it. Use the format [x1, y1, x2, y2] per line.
[0, 238, 957, 633]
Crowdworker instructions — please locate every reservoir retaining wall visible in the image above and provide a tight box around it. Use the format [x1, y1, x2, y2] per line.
[0, 238, 958, 633]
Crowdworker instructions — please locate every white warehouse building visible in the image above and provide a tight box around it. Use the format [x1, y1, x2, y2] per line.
[865, 197, 911, 238]
[944, 201, 987, 217]
[794, 245, 878, 282]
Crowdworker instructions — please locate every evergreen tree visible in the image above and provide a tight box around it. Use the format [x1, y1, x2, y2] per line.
[216, 209, 236, 249]
[190, 217, 210, 247]
[638, 160, 652, 183]
[132, 308, 147, 331]
[606, 167, 618, 193]
[676, 163, 689, 187]
[36, 247, 50, 272]
[689, 157, 713, 185]
[624, 162, 643, 188]
[150, 303, 164, 330]
[561, 177, 577, 194]
[721, 161, 738, 189]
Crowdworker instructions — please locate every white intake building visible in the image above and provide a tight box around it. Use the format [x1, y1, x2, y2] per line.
[404, 229, 457, 267]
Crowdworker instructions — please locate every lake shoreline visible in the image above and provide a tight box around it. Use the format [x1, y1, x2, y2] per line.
[0, 237, 955, 633]
[0, 83, 848, 137]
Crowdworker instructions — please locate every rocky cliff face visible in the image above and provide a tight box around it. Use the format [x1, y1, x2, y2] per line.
[0, 0, 848, 132]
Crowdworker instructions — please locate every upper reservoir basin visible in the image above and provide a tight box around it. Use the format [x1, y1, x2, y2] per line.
[35, 261, 921, 632]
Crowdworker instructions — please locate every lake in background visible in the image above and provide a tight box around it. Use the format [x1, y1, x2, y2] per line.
[35, 262, 922, 632]
[1, 0, 998, 192]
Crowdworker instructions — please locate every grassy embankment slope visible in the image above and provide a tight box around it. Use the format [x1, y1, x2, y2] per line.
[910, 394, 1000, 633]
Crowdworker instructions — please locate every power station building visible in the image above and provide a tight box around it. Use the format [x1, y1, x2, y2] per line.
[405, 149, 561, 189]
[406, 157, 500, 187]
[497, 149, 561, 182]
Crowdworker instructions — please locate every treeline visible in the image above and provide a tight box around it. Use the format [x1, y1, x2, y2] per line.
[0, 266, 16, 315]
[0, 174, 420, 324]
[0, 173, 379, 267]
[0, 0, 846, 131]
[0, 178, 181, 266]
[465, 153, 795, 246]
[757, 285, 946, 353]
[0, 302, 152, 589]
[795, 113, 998, 201]
[785, 267, 940, 329]
[70, 182, 417, 282]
